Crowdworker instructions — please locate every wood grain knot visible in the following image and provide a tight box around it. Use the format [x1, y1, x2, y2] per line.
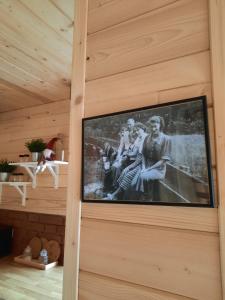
[184, 267, 191, 274]
[75, 95, 83, 104]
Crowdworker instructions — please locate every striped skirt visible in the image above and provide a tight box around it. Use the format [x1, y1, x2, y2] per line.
[117, 155, 142, 190]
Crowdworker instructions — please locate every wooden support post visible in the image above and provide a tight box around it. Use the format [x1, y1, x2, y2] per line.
[62, 0, 88, 299]
[209, 0, 225, 297]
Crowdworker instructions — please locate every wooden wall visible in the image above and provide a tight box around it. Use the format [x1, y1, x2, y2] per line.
[0, 0, 74, 112]
[0, 0, 222, 298]
[78, 0, 222, 299]
[0, 100, 69, 216]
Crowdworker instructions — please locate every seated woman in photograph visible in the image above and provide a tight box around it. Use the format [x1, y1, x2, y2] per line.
[104, 122, 148, 200]
[132, 116, 171, 199]
[111, 130, 141, 188]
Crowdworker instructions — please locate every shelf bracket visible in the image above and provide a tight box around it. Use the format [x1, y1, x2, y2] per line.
[23, 166, 37, 188]
[13, 184, 27, 206]
[0, 183, 30, 207]
[47, 165, 60, 189]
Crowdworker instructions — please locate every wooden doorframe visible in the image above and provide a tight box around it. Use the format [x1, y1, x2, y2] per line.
[209, 0, 225, 298]
[62, 0, 88, 299]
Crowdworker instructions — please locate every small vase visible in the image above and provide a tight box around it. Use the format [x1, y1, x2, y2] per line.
[31, 152, 42, 162]
[0, 172, 10, 182]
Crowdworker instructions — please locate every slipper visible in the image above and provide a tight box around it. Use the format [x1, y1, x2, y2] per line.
[103, 193, 114, 200]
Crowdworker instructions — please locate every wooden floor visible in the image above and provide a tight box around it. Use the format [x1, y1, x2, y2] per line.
[0, 257, 63, 300]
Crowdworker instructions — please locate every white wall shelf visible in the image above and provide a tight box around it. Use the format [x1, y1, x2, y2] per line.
[10, 161, 68, 189]
[0, 161, 68, 207]
[0, 182, 31, 206]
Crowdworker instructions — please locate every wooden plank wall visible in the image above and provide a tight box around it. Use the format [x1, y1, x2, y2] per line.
[209, 0, 225, 296]
[0, 100, 69, 215]
[79, 0, 222, 299]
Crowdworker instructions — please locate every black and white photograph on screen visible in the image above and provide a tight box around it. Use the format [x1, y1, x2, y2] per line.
[82, 96, 214, 207]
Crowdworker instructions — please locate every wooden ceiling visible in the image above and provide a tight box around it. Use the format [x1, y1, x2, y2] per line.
[0, 0, 74, 113]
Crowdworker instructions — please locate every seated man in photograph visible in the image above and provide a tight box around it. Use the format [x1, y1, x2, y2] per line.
[111, 118, 136, 188]
[100, 142, 116, 194]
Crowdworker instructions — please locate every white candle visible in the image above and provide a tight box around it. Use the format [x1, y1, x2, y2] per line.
[61, 150, 65, 161]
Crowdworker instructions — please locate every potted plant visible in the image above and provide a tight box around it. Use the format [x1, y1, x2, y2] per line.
[0, 159, 17, 182]
[25, 139, 46, 162]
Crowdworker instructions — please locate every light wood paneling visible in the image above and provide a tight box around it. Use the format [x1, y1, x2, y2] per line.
[88, 0, 177, 34]
[82, 204, 218, 233]
[0, 111, 69, 132]
[158, 82, 212, 106]
[209, 0, 225, 296]
[0, 198, 66, 216]
[0, 80, 52, 113]
[0, 0, 74, 112]
[85, 82, 212, 117]
[87, 0, 209, 80]
[52, 0, 74, 21]
[0, 100, 70, 121]
[80, 219, 221, 300]
[85, 91, 158, 118]
[0, 100, 69, 216]
[85, 51, 211, 116]
[0, 118, 69, 143]
[0, 56, 69, 101]
[19, 0, 74, 44]
[79, 271, 194, 300]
